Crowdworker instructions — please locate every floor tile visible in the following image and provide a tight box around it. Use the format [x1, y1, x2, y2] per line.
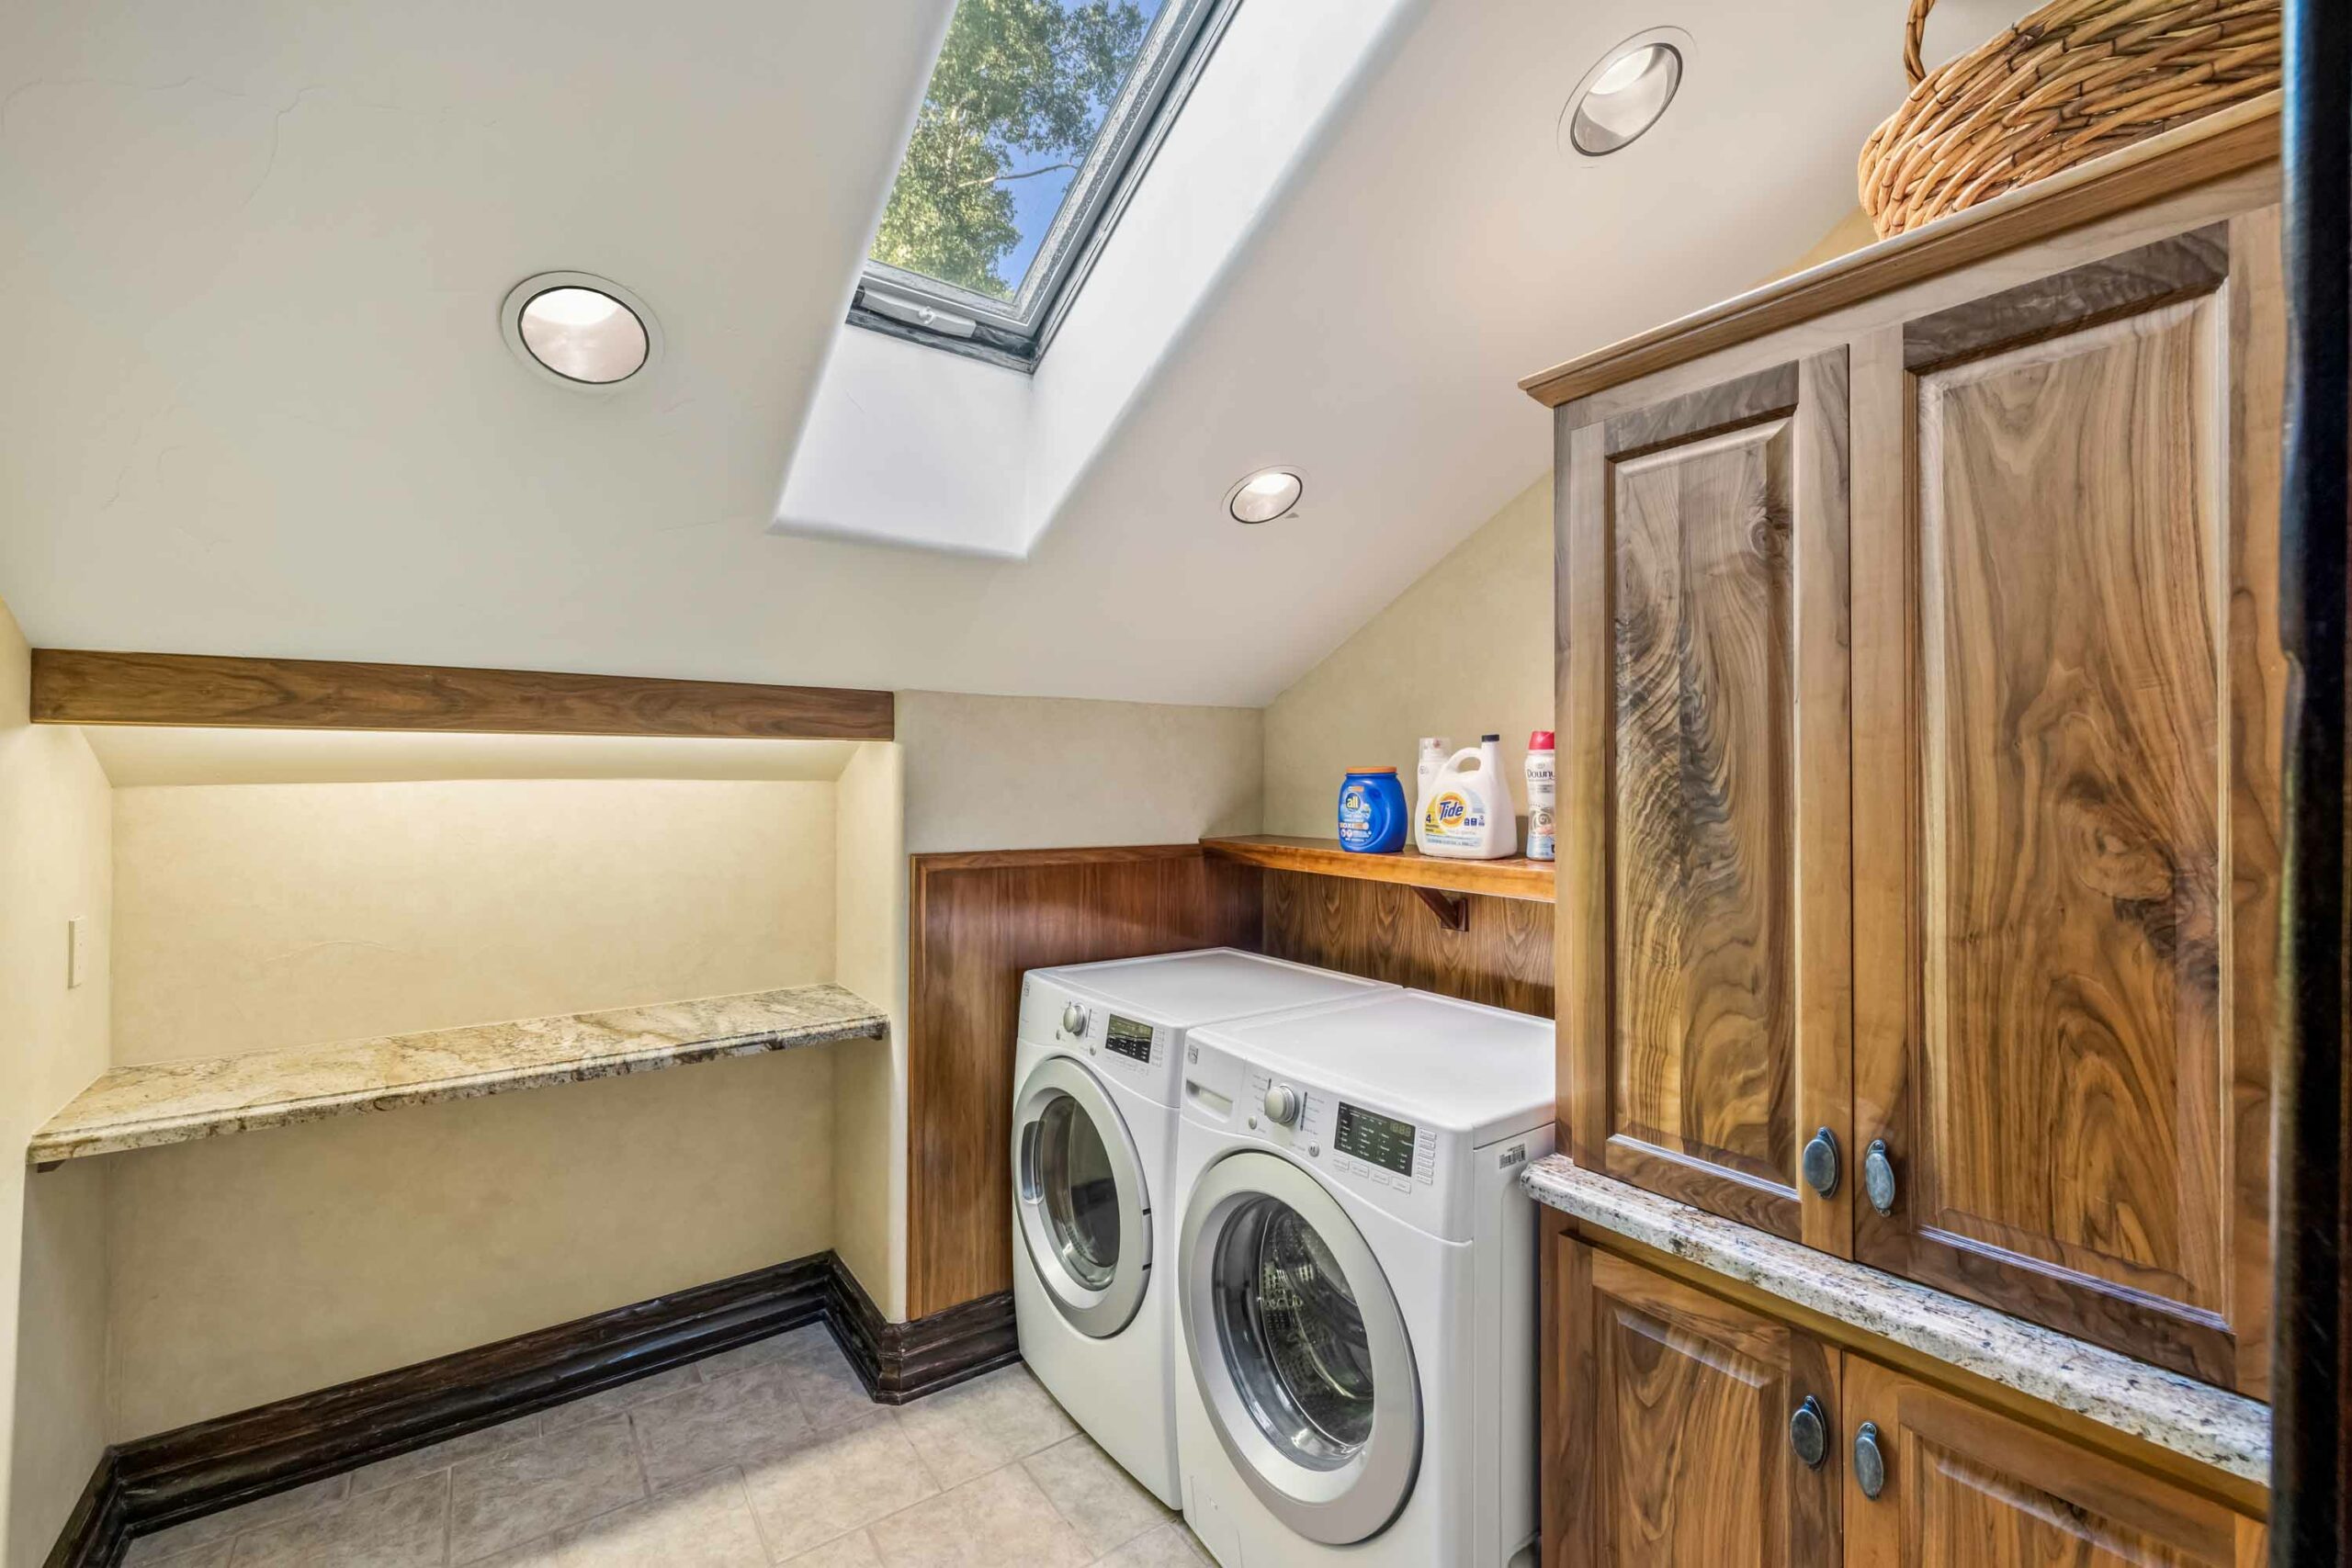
[1021, 1434, 1172, 1556]
[777, 1336, 879, 1431]
[348, 1413, 542, 1495]
[739, 1411, 939, 1559]
[691, 1322, 831, 1382]
[467, 1465, 766, 1568]
[447, 1415, 646, 1564]
[865, 1465, 1091, 1568]
[126, 1476, 351, 1563]
[539, 1364, 700, 1435]
[628, 1360, 813, 1491]
[781, 1529, 882, 1567]
[121, 1540, 233, 1568]
[891, 1366, 1076, 1489]
[227, 1472, 448, 1567]
[1091, 1521, 1210, 1566]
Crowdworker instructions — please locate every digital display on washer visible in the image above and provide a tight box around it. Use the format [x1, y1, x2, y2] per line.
[1335, 1103, 1417, 1176]
[1104, 1015, 1153, 1065]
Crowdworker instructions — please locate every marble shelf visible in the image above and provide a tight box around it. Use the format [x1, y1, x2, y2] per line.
[28, 984, 888, 1166]
[1523, 1154, 2268, 1486]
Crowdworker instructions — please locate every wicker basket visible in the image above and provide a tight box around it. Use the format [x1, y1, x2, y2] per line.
[1858, 0, 2279, 238]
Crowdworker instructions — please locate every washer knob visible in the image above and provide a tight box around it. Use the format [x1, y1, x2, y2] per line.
[1061, 1003, 1088, 1038]
[1263, 1084, 1302, 1126]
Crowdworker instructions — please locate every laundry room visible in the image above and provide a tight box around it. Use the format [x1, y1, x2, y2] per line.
[0, 0, 2334, 1565]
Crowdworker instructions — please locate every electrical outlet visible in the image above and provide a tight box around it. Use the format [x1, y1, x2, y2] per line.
[65, 917, 85, 989]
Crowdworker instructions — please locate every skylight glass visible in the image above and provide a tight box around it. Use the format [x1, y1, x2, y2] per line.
[854, 0, 1237, 367]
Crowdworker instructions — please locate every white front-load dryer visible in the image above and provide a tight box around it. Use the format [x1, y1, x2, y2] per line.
[1172, 989, 1555, 1567]
[1012, 950, 1396, 1507]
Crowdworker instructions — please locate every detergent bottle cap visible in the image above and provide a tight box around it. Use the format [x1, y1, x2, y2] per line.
[1529, 730, 1555, 750]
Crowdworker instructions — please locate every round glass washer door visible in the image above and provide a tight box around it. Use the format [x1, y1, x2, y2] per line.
[1180, 1149, 1419, 1544]
[1012, 1055, 1150, 1337]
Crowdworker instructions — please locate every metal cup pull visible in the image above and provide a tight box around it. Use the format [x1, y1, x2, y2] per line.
[1788, 1395, 1827, 1469]
[1854, 1421, 1886, 1499]
[1863, 1140, 1898, 1215]
[1801, 1128, 1840, 1197]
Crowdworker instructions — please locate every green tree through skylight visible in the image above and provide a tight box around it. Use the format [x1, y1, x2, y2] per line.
[872, 0, 1154, 299]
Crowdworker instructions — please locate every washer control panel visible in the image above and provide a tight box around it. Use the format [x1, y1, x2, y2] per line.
[1018, 977, 1174, 1099]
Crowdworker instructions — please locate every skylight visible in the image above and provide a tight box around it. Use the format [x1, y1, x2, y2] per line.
[854, 0, 1238, 368]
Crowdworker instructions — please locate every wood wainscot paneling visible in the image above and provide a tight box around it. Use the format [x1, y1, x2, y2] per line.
[28, 649, 894, 740]
[907, 845, 1262, 1318]
[1259, 869, 1554, 1018]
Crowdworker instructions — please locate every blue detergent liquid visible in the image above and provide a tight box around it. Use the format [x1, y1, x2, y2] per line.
[1337, 770, 1408, 853]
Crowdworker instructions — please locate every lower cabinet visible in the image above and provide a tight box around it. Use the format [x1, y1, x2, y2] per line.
[1545, 1233, 2267, 1568]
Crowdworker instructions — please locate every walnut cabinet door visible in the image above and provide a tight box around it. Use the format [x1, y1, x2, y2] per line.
[1544, 1233, 1841, 1568]
[1556, 351, 1855, 1256]
[1846, 213, 2286, 1396]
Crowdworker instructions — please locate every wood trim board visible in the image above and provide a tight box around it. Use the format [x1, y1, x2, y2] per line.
[28, 649, 894, 740]
[44, 1250, 1009, 1567]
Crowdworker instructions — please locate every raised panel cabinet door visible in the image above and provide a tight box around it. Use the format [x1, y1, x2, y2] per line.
[1557, 352, 1854, 1252]
[1849, 214, 2285, 1393]
[1544, 1234, 1839, 1568]
[1841, 1356, 2266, 1568]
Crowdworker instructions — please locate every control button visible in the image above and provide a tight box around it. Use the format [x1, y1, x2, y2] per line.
[1263, 1084, 1302, 1127]
[1418, 1171, 1433, 1185]
[1061, 1003, 1088, 1038]
[1306, 1144, 1321, 1158]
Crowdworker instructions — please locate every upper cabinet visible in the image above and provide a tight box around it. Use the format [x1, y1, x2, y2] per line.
[1549, 119, 2284, 1397]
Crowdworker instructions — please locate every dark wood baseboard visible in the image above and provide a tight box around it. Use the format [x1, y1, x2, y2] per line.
[46, 1250, 1012, 1567]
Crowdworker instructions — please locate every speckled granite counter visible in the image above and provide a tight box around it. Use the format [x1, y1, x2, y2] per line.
[1523, 1154, 2269, 1485]
[28, 985, 888, 1165]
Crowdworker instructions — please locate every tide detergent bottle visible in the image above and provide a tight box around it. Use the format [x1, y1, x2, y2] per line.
[1416, 734, 1520, 860]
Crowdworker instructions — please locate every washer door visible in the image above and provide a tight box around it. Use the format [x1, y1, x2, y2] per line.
[1013, 1055, 1151, 1338]
[1179, 1149, 1419, 1545]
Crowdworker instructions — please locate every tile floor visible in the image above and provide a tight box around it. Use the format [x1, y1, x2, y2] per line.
[124, 1330, 1209, 1567]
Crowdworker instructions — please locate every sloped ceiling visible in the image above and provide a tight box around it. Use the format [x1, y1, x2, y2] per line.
[0, 0, 2013, 707]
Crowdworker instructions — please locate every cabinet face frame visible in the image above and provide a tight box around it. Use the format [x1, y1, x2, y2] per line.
[1556, 351, 1855, 1257]
[1846, 211, 2286, 1397]
[1840, 1355, 2267, 1567]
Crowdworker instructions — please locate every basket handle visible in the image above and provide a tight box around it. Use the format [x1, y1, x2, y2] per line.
[1904, 0, 1935, 85]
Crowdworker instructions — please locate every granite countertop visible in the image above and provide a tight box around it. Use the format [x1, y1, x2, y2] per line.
[28, 985, 888, 1165]
[1522, 1155, 2269, 1485]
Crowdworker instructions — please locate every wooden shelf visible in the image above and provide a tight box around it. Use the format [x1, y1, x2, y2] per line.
[28, 984, 887, 1167]
[1202, 835, 1556, 905]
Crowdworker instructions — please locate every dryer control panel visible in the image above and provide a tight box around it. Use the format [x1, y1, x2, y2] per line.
[1016, 977, 1175, 1101]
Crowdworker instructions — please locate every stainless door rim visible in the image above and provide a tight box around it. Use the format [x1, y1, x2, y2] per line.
[1180, 1148, 1420, 1545]
[1013, 1055, 1151, 1338]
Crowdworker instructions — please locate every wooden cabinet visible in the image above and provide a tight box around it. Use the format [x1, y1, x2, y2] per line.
[1545, 1233, 1840, 1567]
[1557, 352, 1854, 1255]
[1549, 119, 2284, 1394]
[1841, 1358, 2266, 1568]
[1544, 1235, 2267, 1568]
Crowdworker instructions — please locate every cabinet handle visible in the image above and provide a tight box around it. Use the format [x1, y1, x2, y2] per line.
[1853, 1421, 1886, 1500]
[1863, 1140, 1898, 1216]
[1788, 1395, 1827, 1469]
[1801, 1128, 1840, 1198]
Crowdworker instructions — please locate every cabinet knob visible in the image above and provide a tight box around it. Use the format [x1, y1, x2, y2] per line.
[1863, 1140, 1898, 1215]
[1801, 1128, 1840, 1197]
[1788, 1395, 1827, 1470]
[1854, 1421, 1886, 1500]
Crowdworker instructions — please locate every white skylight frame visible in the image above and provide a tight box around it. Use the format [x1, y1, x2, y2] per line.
[851, 0, 1243, 371]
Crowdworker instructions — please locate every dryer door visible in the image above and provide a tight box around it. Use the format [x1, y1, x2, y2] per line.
[1013, 1055, 1151, 1338]
[1179, 1150, 1420, 1545]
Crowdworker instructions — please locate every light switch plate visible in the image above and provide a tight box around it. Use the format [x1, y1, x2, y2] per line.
[65, 916, 85, 989]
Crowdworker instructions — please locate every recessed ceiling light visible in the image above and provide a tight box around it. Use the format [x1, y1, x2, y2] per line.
[1564, 30, 1687, 157]
[1227, 468, 1303, 525]
[501, 272, 661, 390]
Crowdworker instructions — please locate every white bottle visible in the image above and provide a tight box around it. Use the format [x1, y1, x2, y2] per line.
[1414, 737, 1450, 834]
[1417, 734, 1520, 860]
[1525, 729, 1556, 862]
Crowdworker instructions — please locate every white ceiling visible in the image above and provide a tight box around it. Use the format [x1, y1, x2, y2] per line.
[0, 0, 2013, 709]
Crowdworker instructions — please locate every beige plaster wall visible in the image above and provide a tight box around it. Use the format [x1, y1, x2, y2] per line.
[0, 596, 112, 1568]
[104, 776, 842, 1437]
[830, 742, 905, 1319]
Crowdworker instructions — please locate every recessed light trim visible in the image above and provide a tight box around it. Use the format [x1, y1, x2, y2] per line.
[1227, 468, 1303, 525]
[1563, 28, 1689, 158]
[501, 272, 662, 391]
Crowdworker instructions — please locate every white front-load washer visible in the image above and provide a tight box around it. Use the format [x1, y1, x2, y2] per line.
[1172, 989, 1555, 1567]
[1012, 950, 1396, 1507]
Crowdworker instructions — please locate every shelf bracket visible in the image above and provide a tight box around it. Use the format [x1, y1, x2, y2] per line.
[1411, 886, 1470, 931]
